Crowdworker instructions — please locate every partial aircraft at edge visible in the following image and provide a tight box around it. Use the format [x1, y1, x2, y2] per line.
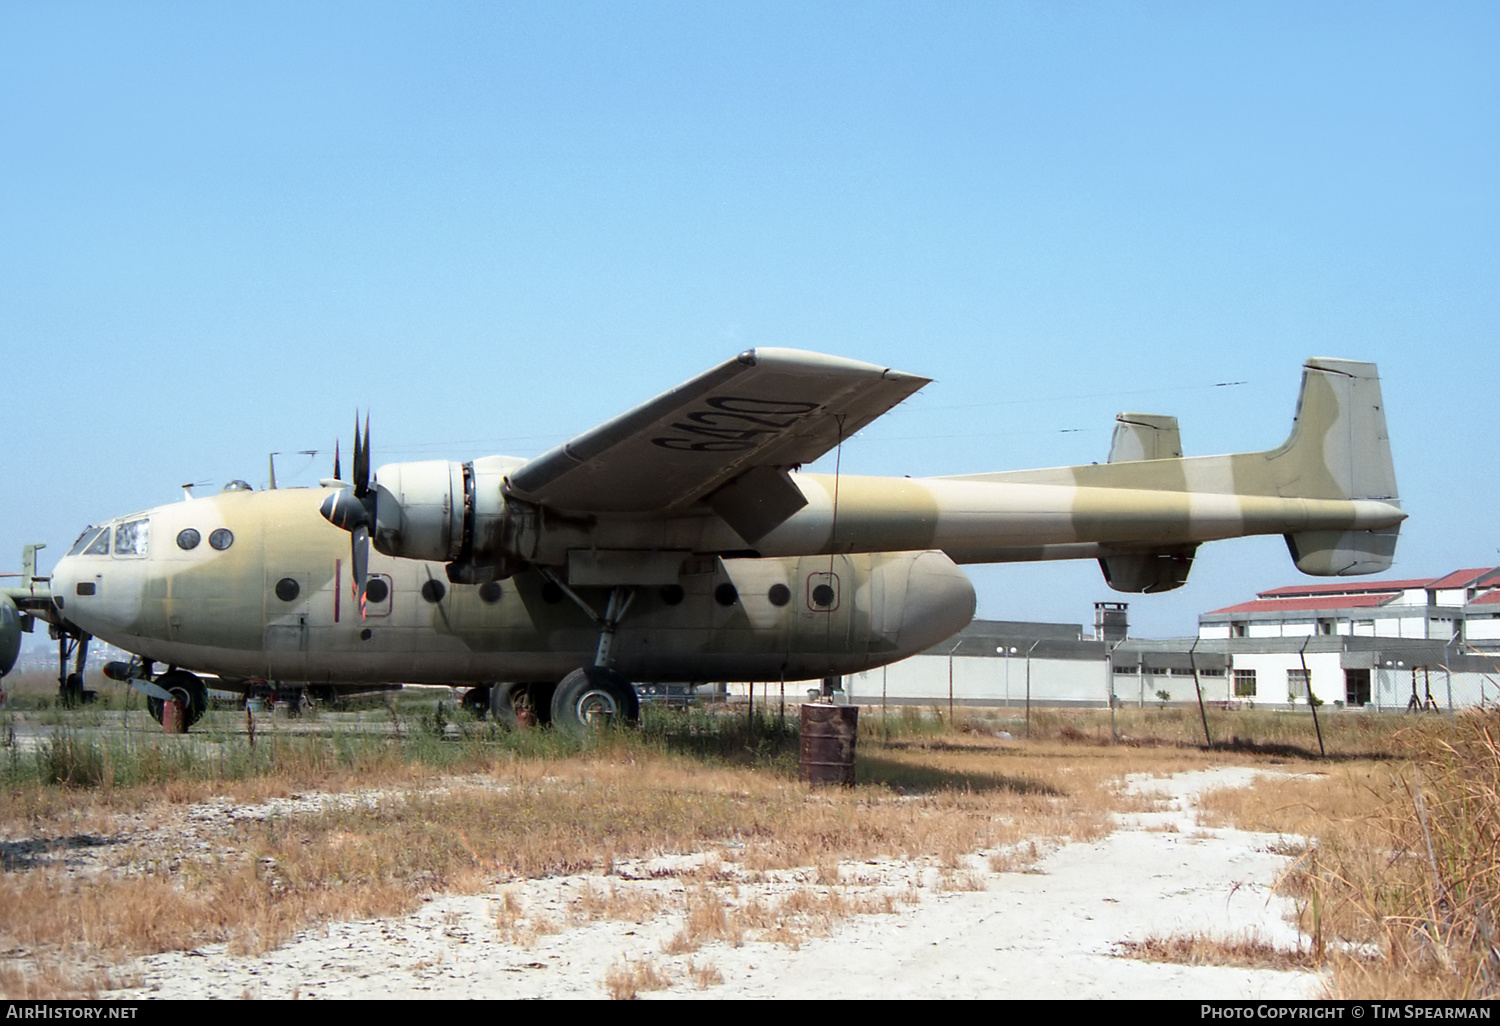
[21, 349, 1403, 731]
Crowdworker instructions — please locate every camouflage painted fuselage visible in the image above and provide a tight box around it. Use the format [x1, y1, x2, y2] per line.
[50, 487, 976, 685]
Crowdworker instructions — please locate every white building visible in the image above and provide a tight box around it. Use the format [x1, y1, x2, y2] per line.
[1193, 568, 1500, 709]
[789, 568, 1500, 712]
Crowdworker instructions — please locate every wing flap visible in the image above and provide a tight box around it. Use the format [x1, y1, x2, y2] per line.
[506, 348, 928, 513]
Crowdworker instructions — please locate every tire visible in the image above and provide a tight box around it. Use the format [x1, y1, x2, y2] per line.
[59, 672, 85, 708]
[550, 667, 639, 732]
[147, 670, 209, 729]
[461, 686, 490, 719]
[490, 682, 555, 729]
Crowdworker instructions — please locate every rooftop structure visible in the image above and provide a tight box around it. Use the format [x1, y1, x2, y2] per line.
[1198, 567, 1500, 648]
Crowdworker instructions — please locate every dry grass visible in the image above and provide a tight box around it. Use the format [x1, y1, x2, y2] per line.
[604, 956, 673, 1000]
[1190, 712, 1500, 1000]
[1308, 713, 1500, 999]
[661, 885, 743, 953]
[492, 889, 561, 947]
[684, 958, 723, 989]
[0, 963, 137, 999]
[0, 702, 1424, 997]
[4, 731, 1132, 992]
[569, 880, 671, 925]
[1117, 933, 1322, 971]
[988, 840, 1046, 874]
[2, 739, 1097, 993]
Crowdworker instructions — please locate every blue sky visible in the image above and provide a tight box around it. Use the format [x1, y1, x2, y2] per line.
[3, 1, 1496, 640]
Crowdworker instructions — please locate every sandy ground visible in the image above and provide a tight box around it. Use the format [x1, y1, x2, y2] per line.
[109, 765, 1325, 1000]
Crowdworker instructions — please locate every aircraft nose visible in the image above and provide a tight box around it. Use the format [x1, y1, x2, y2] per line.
[50, 555, 80, 610]
[893, 551, 976, 654]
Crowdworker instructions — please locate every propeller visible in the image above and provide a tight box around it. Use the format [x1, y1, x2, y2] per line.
[318, 413, 376, 610]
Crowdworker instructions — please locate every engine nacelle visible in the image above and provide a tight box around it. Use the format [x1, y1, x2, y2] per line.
[370, 460, 466, 563]
[1, 595, 22, 678]
[368, 456, 530, 579]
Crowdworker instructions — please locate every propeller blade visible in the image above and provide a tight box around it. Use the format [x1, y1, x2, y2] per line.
[333, 439, 342, 483]
[354, 413, 371, 497]
[351, 523, 369, 605]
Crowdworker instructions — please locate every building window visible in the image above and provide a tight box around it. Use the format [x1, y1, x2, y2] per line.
[1231, 622, 1247, 638]
[1288, 668, 1310, 700]
[1233, 670, 1257, 697]
[1345, 669, 1371, 706]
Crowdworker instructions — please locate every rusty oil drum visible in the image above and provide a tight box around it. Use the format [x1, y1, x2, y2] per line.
[799, 704, 858, 786]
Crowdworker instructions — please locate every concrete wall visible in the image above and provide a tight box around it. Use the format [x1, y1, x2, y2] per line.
[844, 654, 1108, 706]
[1114, 670, 1231, 705]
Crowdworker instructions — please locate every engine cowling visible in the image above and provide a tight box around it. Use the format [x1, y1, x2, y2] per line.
[1, 595, 22, 678]
[361, 456, 528, 580]
[369, 460, 466, 563]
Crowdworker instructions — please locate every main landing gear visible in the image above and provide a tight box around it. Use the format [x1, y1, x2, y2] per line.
[486, 682, 558, 729]
[550, 667, 639, 731]
[482, 672, 639, 732]
[478, 577, 646, 733]
[54, 628, 96, 708]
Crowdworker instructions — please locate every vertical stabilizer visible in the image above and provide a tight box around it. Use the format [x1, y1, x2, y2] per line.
[1271, 359, 1401, 575]
[1108, 414, 1182, 463]
[1269, 359, 1399, 504]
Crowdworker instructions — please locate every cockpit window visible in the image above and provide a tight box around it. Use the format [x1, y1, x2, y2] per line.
[68, 527, 108, 556]
[113, 519, 150, 557]
[84, 529, 111, 556]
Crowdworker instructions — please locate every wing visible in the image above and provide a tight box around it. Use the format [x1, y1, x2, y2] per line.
[505, 349, 929, 520]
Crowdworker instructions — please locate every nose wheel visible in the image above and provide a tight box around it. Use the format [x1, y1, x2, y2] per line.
[146, 670, 209, 729]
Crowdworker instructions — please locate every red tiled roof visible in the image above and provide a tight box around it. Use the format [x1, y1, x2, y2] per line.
[1258, 567, 1500, 600]
[1205, 594, 1399, 616]
[1427, 568, 1497, 590]
[1258, 579, 1429, 599]
[1470, 590, 1500, 606]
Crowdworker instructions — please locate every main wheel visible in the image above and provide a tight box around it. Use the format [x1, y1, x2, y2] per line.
[550, 667, 639, 732]
[147, 670, 209, 729]
[461, 686, 490, 719]
[490, 682, 555, 729]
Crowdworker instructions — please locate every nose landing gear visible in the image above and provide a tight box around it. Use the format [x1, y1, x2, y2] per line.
[146, 669, 209, 730]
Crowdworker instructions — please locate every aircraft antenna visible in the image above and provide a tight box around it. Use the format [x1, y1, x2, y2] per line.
[824, 413, 847, 663]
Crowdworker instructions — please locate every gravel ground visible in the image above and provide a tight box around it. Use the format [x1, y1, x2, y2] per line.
[105, 765, 1324, 1000]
